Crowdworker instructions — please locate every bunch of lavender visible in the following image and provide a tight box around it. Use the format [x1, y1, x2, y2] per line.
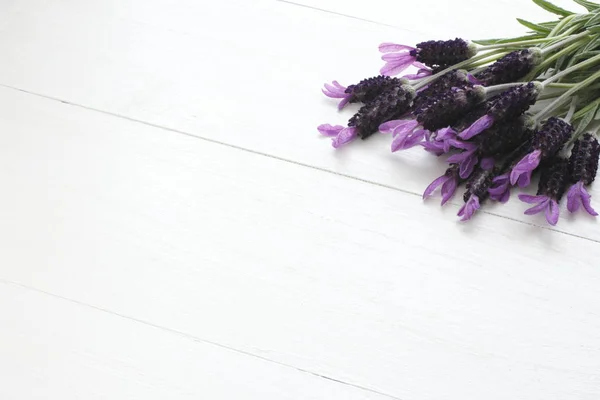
[318, 0, 600, 225]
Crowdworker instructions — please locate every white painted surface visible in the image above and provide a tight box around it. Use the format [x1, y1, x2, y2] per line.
[0, 1, 599, 399]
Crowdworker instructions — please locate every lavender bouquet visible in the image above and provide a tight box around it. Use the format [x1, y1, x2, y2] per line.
[319, 0, 600, 225]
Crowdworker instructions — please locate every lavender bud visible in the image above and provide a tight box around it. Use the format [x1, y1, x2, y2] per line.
[568, 133, 600, 185]
[411, 38, 477, 69]
[475, 49, 542, 86]
[537, 157, 569, 201]
[532, 117, 573, 159]
[346, 76, 406, 105]
[413, 70, 472, 113]
[477, 115, 535, 157]
[487, 82, 542, 122]
[348, 84, 416, 139]
[416, 86, 486, 131]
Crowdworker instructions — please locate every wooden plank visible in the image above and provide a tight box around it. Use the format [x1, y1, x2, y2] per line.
[0, 87, 598, 399]
[0, 281, 390, 400]
[0, 0, 598, 238]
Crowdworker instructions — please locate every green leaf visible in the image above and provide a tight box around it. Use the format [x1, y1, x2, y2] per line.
[538, 20, 560, 28]
[575, 102, 599, 135]
[587, 24, 600, 33]
[584, 11, 600, 27]
[573, 0, 600, 12]
[472, 34, 544, 46]
[532, 0, 574, 16]
[517, 18, 552, 33]
[573, 98, 600, 121]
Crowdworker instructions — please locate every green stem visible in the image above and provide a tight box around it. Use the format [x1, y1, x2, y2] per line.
[478, 38, 553, 51]
[540, 31, 590, 55]
[413, 50, 506, 90]
[535, 69, 600, 122]
[542, 52, 600, 85]
[547, 14, 578, 39]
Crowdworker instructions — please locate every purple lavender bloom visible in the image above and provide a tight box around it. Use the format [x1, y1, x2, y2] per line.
[412, 70, 472, 113]
[447, 141, 479, 179]
[567, 181, 598, 216]
[459, 82, 542, 140]
[415, 86, 486, 132]
[566, 133, 600, 216]
[510, 117, 573, 187]
[518, 157, 569, 225]
[457, 165, 496, 221]
[322, 81, 352, 110]
[489, 173, 511, 203]
[458, 195, 480, 221]
[423, 164, 461, 205]
[380, 120, 428, 151]
[317, 124, 358, 148]
[322, 76, 406, 110]
[379, 38, 476, 76]
[475, 48, 542, 86]
[317, 83, 416, 149]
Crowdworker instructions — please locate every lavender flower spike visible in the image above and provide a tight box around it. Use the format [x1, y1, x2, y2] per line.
[566, 133, 600, 216]
[510, 117, 573, 187]
[457, 166, 495, 221]
[518, 157, 569, 225]
[317, 124, 358, 148]
[459, 82, 542, 140]
[322, 81, 352, 110]
[423, 165, 460, 205]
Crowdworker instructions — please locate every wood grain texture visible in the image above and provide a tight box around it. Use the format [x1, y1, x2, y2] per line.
[0, 281, 390, 400]
[0, 87, 599, 399]
[0, 0, 598, 238]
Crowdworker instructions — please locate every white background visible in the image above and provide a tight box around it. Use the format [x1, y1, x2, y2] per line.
[0, 0, 598, 399]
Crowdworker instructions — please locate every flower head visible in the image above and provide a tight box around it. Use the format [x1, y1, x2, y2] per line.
[518, 157, 569, 225]
[348, 84, 416, 141]
[510, 117, 573, 187]
[459, 82, 542, 140]
[415, 85, 486, 131]
[457, 166, 496, 221]
[475, 48, 542, 86]
[412, 70, 472, 114]
[423, 164, 461, 205]
[379, 38, 476, 76]
[566, 134, 600, 216]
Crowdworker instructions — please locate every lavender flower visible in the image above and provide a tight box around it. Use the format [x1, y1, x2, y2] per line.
[476, 115, 535, 158]
[518, 157, 569, 225]
[566, 133, 600, 216]
[384, 85, 485, 152]
[510, 117, 573, 187]
[412, 70, 472, 113]
[379, 39, 476, 76]
[488, 140, 533, 203]
[318, 83, 416, 148]
[423, 164, 461, 205]
[458, 166, 496, 221]
[459, 82, 542, 140]
[474, 49, 542, 86]
[322, 76, 406, 110]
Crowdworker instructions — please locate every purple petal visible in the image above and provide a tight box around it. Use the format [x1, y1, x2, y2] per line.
[458, 153, 478, 179]
[447, 139, 476, 151]
[379, 42, 415, 53]
[489, 174, 511, 203]
[423, 175, 450, 199]
[523, 198, 550, 216]
[510, 150, 541, 186]
[380, 60, 415, 76]
[322, 82, 347, 97]
[518, 194, 548, 204]
[435, 127, 458, 141]
[567, 182, 598, 216]
[420, 141, 446, 156]
[459, 115, 495, 140]
[317, 124, 344, 137]
[546, 199, 560, 225]
[458, 195, 481, 221]
[331, 127, 358, 148]
[391, 128, 426, 152]
[412, 61, 430, 70]
[337, 96, 351, 110]
[441, 178, 458, 205]
[402, 68, 432, 80]
[379, 119, 417, 134]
